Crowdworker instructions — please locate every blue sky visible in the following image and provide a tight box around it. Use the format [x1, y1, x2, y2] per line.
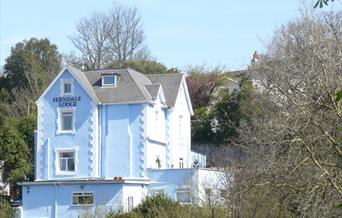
[1, 0, 341, 71]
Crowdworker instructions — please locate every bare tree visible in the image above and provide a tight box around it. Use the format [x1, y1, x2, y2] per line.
[227, 10, 342, 217]
[108, 3, 147, 64]
[69, 3, 149, 70]
[69, 11, 112, 70]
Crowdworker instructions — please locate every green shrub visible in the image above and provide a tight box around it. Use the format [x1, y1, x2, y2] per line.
[0, 201, 14, 218]
[108, 194, 229, 218]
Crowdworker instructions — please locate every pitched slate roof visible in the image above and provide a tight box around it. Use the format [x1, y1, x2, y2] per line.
[144, 84, 161, 99]
[147, 74, 183, 107]
[69, 67, 184, 106]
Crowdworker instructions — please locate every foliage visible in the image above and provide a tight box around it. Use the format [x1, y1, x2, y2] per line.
[0, 119, 32, 184]
[231, 10, 342, 217]
[132, 194, 181, 218]
[0, 38, 61, 116]
[192, 106, 215, 143]
[185, 66, 221, 109]
[109, 59, 180, 75]
[14, 114, 37, 180]
[314, 0, 336, 8]
[69, 2, 151, 70]
[2, 38, 61, 91]
[108, 194, 228, 218]
[0, 201, 14, 218]
[191, 73, 255, 144]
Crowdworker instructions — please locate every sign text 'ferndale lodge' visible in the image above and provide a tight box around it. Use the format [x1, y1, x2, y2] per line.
[53, 96, 81, 106]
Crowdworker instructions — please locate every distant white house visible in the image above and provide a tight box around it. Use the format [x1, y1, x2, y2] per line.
[19, 67, 225, 218]
[0, 161, 10, 197]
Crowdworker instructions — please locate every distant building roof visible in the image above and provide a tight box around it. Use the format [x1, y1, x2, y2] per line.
[144, 84, 161, 99]
[147, 74, 183, 107]
[69, 67, 183, 106]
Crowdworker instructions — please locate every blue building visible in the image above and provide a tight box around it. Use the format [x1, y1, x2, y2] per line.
[19, 67, 224, 218]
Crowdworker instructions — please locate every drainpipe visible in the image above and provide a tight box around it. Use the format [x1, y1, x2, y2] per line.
[53, 183, 57, 218]
[47, 138, 50, 180]
[98, 105, 102, 179]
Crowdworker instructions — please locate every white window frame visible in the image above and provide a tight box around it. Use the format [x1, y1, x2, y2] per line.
[57, 107, 76, 134]
[179, 157, 184, 168]
[55, 147, 78, 176]
[71, 192, 94, 206]
[101, 75, 117, 86]
[60, 79, 73, 96]
[176, 187, 191, 204]
[127, 196, 134, 211]
[179, 115, 183, 138]
[149, 188, 165, 196]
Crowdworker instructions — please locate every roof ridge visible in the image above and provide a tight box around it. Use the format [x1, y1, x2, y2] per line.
[144, 83, 161, 87]
[68, 66, 101, 103]
[147, 73, 183, 77]
[126, 69, 152, 102]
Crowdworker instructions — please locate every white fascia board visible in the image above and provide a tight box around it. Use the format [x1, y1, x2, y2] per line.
[182, 76, 193, 115]
[36, 67, 69, 104]
[176, 75, 193, 115]
[157, 85, 167, 105]
[36, 66, 100, 105]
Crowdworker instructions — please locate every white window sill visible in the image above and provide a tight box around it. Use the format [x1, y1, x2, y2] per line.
[56, 130, 76, 135]
[100, 85, 117, 88]
[71, 204, 94, 207]
[56, 171, 76, 176]
[62, 93, 73, 96]
[147, 136, 167, 145]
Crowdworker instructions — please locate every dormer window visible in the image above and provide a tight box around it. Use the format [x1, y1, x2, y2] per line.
[61, 80, 73, 96]
[102, 75, 117, 86]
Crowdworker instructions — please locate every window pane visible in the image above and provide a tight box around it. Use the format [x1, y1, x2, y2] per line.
[128, 196, 133, 211]
[72, 193, 94, 205]
[64, 83, 71, 94]
[103, 76, 116, 85]
[62, 113, 73, 131]
[72, 196, 79, 205]
[62, 112, 73, 116]
[83, 195, 94, 204]
[177, 191, 191, 203]
[61, 152, 74, 158]
[60, 159, 67, 171]
[68, 157, 75, 171]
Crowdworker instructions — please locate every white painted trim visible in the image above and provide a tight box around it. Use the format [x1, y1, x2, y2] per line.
[175, 186, 191, 204]
[158, 86, 166, 104]
[56, 107, 76, 135]
[60, 79, 74, 96]
[147, 136, 167, 145]
[55, 147, 79, 176]
[71, 191, 95, 206]
[101, 75, 117, 86]
[36, 66, 100, 104]
[181, 76, 194, 115]
[47, 138, 50, 180]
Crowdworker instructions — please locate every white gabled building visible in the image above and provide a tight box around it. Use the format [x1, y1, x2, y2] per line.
[19, 67, 225, 218]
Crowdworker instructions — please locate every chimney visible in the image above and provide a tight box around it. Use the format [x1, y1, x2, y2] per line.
[251, 51, 259, 64]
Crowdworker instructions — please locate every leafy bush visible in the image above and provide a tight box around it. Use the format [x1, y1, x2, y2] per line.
[108, 194, 228, 218]
[0, 201, 14, 218]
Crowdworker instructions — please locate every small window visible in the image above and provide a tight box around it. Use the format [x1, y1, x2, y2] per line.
[61, 80, 73, 95]
[179, 115, 183, 137]
[61, 111, 73, 131]
[155, 110, 159, 121]
[59, 151, 75, 172]
[72, 192, 94, 206]
[102, 75, 117, 86]
[127, 196, 134, 211]
[63, 83, 72, 95]
[179, 158, 184, 168]
[176, 188, 191, 204]
[150, 189, 165, 196]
